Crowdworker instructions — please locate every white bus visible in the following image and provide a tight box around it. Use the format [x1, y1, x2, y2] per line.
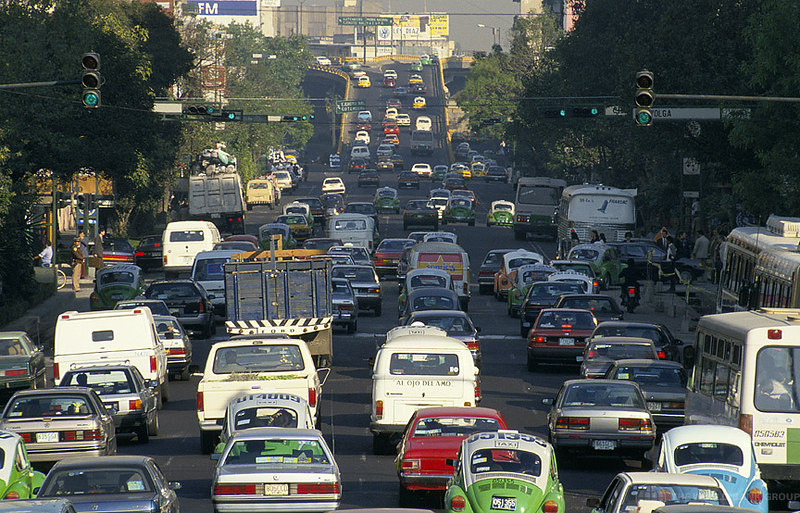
[685, 308, 800, 486]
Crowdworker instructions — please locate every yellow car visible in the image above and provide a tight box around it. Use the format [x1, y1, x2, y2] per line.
[408, 74, 423, 85]
[412, 96, 426, 109]
[384, 134, 400, 145]
[357, 76, 371, 88]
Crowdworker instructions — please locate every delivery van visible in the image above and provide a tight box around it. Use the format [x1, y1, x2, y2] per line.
[245, 178, 277, 210]
[326, 213, 377, 251]
[370, 324, 480, 455]
[162, 220, 221, 278]
[53, 308, 169, 408]
[407, 241, 471, 310]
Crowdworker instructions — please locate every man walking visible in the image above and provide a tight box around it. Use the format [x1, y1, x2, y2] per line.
[93, 228, 105, 270]
[71, 238, 84, 292]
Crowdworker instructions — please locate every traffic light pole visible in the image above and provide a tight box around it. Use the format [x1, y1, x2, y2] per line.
[657, 93, 800, 103]
[0, 79, 80, 89]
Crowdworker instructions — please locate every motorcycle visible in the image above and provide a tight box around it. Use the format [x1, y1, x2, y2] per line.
[621, 282, 640, 313]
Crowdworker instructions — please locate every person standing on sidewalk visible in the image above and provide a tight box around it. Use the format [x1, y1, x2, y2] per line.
[34, 240, 53, 267]
[92, 228, 105, 270]
[78, 231, 89, 278]
[70, 238, 84, 292]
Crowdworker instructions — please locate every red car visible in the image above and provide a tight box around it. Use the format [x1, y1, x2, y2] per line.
[356, 121, 371, 131]
[373, 238, 415, 277]
[383, 121, 399, 135]
[383, 77, 396, 88]
[527, 308, 598, 370]
[386, 98, 402, 109]
[395, 406, 508, 503]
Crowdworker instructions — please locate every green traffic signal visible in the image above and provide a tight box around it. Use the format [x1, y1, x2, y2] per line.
[636, 110, 653, 126]
[82, 91, 100, 107]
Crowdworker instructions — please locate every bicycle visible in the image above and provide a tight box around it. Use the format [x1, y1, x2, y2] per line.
[54, 264, 68, 290]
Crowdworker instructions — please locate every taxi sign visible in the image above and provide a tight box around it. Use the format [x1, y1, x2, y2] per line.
[384, 324, 448, 344]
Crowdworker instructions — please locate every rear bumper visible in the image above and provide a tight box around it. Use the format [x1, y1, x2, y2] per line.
[399, 472, 453, 491]
[27, 444, 111, 463]
[370, 421, 406, 435]
[114, 411, 148, 432]
[528, 345, 585, 363]
[552, 433, 654, 453]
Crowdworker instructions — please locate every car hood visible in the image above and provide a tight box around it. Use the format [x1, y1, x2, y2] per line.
[62, 492, 159, 512]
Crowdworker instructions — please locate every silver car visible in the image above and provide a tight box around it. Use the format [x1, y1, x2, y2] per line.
[216, 393, 315, 451]
[404, 310, 481, 366]
[331, 278, 358, 333]
[579, 337, 659, 378]
[331, 265, 382, 315]
[544, 379, 655, 465]
[153, 315, 193, 380]
[211, 427, 340, 513]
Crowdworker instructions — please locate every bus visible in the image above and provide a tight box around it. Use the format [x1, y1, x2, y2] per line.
[685, 308, 800, 486]
[512, 177, 566, 241]
[718, 215, 800, 313]
[555, 184, 636, 258]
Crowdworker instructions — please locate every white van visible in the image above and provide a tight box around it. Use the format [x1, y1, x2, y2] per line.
[370, 325, 480, 454]
[162, 221, 221, 278]
[350, 145, 370, 160]
[53, 308, 169, 408]
[191, 249, 239, 319]
[326, 213, 376, 251]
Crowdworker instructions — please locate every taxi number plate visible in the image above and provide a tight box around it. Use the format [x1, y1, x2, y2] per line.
[647, 401, 662, 411]
[264, 484, 288, 496]
[36, 432, 59, 443]
[558, 338, 574, 345]
[491, 496, 517, 511]
[593, 440, 616, 451]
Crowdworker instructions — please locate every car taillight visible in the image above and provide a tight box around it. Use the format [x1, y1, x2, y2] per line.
[401, 459, 420, 470]
[53, 362, 60, 380]
[214, 484, 258, 495]
[474, 380, 481, 400]
[479, 271, 493, 277]
[198, 301, 206, 313]
[135, 251, 145, 257]
[308, 387, 317, 407]
[657, 351, 666, 359]
[543, 500, 559, 513]
[168, 348, 186, 355]
[628, 287, 636, 295]
[4, 368, 27, 376]
[19, 433, 31, 443]
[739, 413, 753, 435]
[84, 429, 103, 440]
[747, 488, 763, 504]
[196, 391, 204, 412]
[63, 430, 102, 441]
[586, 350, 596, 358]
[667, 401, 684, 409]
[375, 400, 383, 418]
[4, 490, 19, 499]
[451, 495, 467, 512]
[593, 280, 599, 289]
[129, 399, 142, 410]
[618, 418, 652, 432]
[163, 255, 168, 264]
[150, 355, 157, 373]
[555, 416, 589, 430]
[154, 243, 161, 247]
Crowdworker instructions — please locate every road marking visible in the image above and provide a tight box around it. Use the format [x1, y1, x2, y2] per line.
[350, 332, 521, 340]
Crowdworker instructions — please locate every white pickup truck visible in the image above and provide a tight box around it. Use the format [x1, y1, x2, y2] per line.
[195, 336, 326, 453]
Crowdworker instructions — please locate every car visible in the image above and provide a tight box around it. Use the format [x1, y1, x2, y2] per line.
[394, 86, 408, 96]
[383, 69, 398, 80]
[506, 264, 557, 317]
[477, 249, 516, 295]
[294, 197, 325, 225]
[303, 238, 343, 252]
[383, 76, 396, 88]
[412, 96, 426, 109]
[444, 430, 565, 513]
[411, 163, 432, 178]
[580, 337, 660, 378]
[0, 430, 46, 498]
[258, 222, 298, 250]
[308, 254, 354, 266]
[408, 74, 423, 85]
[331, 265, 382, 315]
[415, 115, 432, 131]
[213, 240, 257, 252]
[328, 245, 372, 266]
[354, 130, 370, 145]
[548, 269, 596, 294]
[0, 332, 46, 397]
[399, 287, 460, 324]
[410, 62, 423, 72]
[357, 110, 372, 123]
[455, 142, 470, 159]
[357, 75, 371, 87]
[443, 175, 466, 191]
[321, 193, 345, 218]
[432, 165, 448, 180]
[550, 260, 600, 293]
[423, 231, 458, 244]
[494, 249, 545, 300]
[271, 170, 293, 192]
[485, 165, 509, 182]
[553, 294, 624, 323]
[385, 133, 400, 145]
[349, 156, 369, 173]
[591, 321, 685, 362]
[332, 278, 358, 332]
[651, 425, 767, 512]
[153, 315, 193, 380]
[405, 310, 481, 365]
[527, 308, 598, 369]
[470, 162, 486, 178]
[143, 279, 215, 338]
[373, 238, 415, 277]
[419, 54, 432, 65]
[376, 159, 395, 172]
[112, 298, 170, 316]
[374, 187, 401, 214]
[315, 55, 332, 66]
[396, 113, 411, 127]
[322, 177, 346, 194]
[608, 241, 704, 284]
[0, 387, 116, 464]
[442, 197, 475, 226]
[344, 201, 379, 227]
[451, 188, 476, 204]
[398, 171, 421, 190]
[58, 365, 159, 443]
[427, 197, 448, 220]
[342, 60, 360, 71]
[385, 107, 399, 120]
[37, 455, 180, 512]
[403, 199, 438, 230]
[487, 200, 515, 227]
[211, 428, 340, 513]
[276, 214, 313, 242]
[390, 153, 405, 169]
[568, 243, 625, 288]
[358, 169, 380, 188]
[133, 235, 162, 270]
[545, 379, 655, 464]
[376, 144, 395, 159]
[386, 98, 402, 109]
[605, 359, 687, 430]
[395, 407, 508, 502]
[587, 472, 733, 513]
[518, 281, 586, 337]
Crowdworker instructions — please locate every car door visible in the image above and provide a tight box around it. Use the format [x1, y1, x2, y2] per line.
[593, 476, 626, 513]
[20, 334, 45, 386]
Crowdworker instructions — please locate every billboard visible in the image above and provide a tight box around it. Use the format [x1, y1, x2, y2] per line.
[379, 14, 449, 39]
[187, 0, 257, 16]
[429, 14, 449, 36]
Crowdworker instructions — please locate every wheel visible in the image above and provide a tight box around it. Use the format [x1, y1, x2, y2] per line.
[200, 430, 218, 454]
[372, 434, 388, 455]
[179, 365, 190, 381]
[148, 411, 159, 436]
[507, 306, 513, 317]
[527, 354, 537, 371]
[137, 422, 150, 443]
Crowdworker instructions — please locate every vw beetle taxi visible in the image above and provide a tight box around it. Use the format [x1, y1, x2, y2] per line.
[444, 430, 565, 513]
[487, 200, 515, 227]
[89, 265, 146, 311]
[0, 430, 45, 499]
[507, 264, 556, 317]
[374, 187, 401, 214]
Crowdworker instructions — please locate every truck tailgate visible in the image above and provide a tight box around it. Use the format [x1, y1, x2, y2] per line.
[199, 376, 311, 423]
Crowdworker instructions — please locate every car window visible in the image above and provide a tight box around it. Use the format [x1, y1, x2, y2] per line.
[42, 468, 154, 495]
[389, 353, 459, 376]
[562, 383, 644, 408]
[98, 270, 135, 287]
[587, 343, 656, 361]
[61, 369, 135, 396]
[413, 416, 500, 437]
[469, 448, 541, 476]
[233, 406, 300, 431]
[413, 315, 471, 334]
[412, 295, 455, 311]
[673, 442, 744, 467]
[224, 439, 329, 465]
[169, 230, 204, 243]
[194, 258, 228, 281]
[410, 275, 447, 289]
[332, 268, 375, 282]
[378, 240, 412, 252]
[213, 345, 305, 374]
[333, 219, 367, 231]
[0, 336, 30, 356]
[593, 326, 661, 345]
[146, 283, 198, 300]
[621, 484, 728, 508]
[5, 394, 94, 417]
[613, 366, 686, 386]
[570, 248, 599, 260]
[536, 311, 595, 330]
[508, 258, 539, 269]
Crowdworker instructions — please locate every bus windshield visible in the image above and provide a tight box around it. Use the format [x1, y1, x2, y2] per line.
[755, 346, 800, 412]
[517, 186, 559, 206]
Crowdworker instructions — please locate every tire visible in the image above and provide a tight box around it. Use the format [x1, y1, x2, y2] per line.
[372, 434, 388, 455]
[398, 483, 414, 508]
[627, 302, 636, 313]
[137, 422, 150, 444]
[161, 380, 170, 403]
[200, 430, 217, 455]
[179, 365, 190, 381]
[148, 411, 159, 436]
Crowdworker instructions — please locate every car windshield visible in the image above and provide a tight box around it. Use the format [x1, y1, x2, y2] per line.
[146, 283, 198, 300]
[509, 257, 539, 269]
[413, 315, 472, 335]
[412, 417, 500, 437]
[521, 270, 553, 283]
[536, 311, 596, 330]
[389, 353, 459, 376]
[42, 468, 154, 496]
[261, 227, 289, 238]
[155, 318, 183, 338]
[331, 281, 352, 294]
[587, 343, 655, 361]
[298, 199, 322, 209]
[673, 442, 745, 467]
[223, 439, 329, 465]
[412, 295, 455, 311]
[321, 195, 343, 208]
[410, 275, 447, 289]
[98, 270, 135, 287]
[593, 326, 662, 345]
[560, 298, 616, 313]
[378, 240, 412, 252]
[563, 383, 644, 408]
[429, 198, 447, 207]
[528, 283, 585, 299]
[754, 346, 800, 412]
[333, 219, 367, 230]
[621, 484, 728, 508]
[5, 395, 94, 418]
[377, 189, 396, 198]
[285, 207, 306, 215]
[212, 345, 304, 374]
[482, 252, 506, 266]
[469, 449, 541, 477]
[494, 204, 513, 212]
[304, 240, 339, 251]
[332, 267, 375, 282]
[449, 198, 471, 208]
[194, 258, 228, 281]
[249, 182, 270, 190]
[233, 407, 300, 431]
[570, 248, 600, 260]
[612, 366, 687, 387]
[61, 369, 135, 396]
[277, 215, 305, 226]
[516, 185, 559, 206]
[0, 336, 31, 356]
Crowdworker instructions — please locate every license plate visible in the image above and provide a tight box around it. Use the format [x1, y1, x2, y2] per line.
[104, 402, 119, 411]
[170, 309, 182, 316]
[491, 496, 517, 511]
[111, 294, 124, 300]
[647, 401, 662, 411]
[36, 432, 59, 443]
[593, 440, 616, 451]
[264, 484, 288, 496]
[558, 337, 574, 345]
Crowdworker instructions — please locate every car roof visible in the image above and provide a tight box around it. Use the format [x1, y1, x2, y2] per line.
[49, 454, 154, 470]
[617, 471, 726, 487]
[610, 358, 683, 369]
[407, 268, 450, 279]
[229, 427, 324, 440]
[413, 406, 503, 418]
[407, 287, 458, 299]
[661, 424, 754, 450]
[408, 309, 469, 319]
[588, 336, 655, 346]
[596, 320, 666, 329]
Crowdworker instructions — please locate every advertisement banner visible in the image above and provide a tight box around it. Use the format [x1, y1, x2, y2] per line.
[376, 25, 392, 41]
[429, 14, 449, 36]
[187, 0, 257, 16]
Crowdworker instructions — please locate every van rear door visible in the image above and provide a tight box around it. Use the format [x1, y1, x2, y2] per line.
[384, 352, 470, 420]
[168, 229, 206, 268]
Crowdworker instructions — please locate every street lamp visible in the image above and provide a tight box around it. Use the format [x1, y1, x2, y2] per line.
[477, 23, 499, 47]
[298, 0, 307, 35]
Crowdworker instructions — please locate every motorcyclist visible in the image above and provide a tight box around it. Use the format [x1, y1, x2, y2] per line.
[619, 258, 640, 306]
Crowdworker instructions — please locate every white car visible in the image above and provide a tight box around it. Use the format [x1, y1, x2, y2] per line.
[376, 144, 394, 158]
[427, 197, 447, 220]
[415, 116, 432, 131]
[322, 177, 346, 194]
[395, 113, 411, 127]
[423, 231, 457, 244]
[215, 393, 315, 450]
[315, 56, 332, 66]
[385, 107, 398, 120]
[383, 69, 398, 79]
[354, 130, 370, 145]
[271, 170, 293, 192]
[411, 163, 432, 177]
[357, 110, 372, 123]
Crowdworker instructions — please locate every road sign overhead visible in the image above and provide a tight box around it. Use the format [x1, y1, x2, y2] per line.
[336, 99, 366, 113]
[338, 16, 392, 26]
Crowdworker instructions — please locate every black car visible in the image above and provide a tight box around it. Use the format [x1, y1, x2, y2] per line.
[398, 171, 420, 189]
[144, 280, 215, 338]
[390, 154, 405, 170]
[519, 281, 588, 338]
[134, 235, 162, 270]
[331, 265, 382, 315]
[485, 166, 508, 182]
[403, 199, 438, 230]
[411, 83, 427, 95]
[296, 197, 325, 225]
[321, 193, 345, 218]
[478, 249, 516, 295]
[0, 332, 46, 401]
[590, 320, 685, 363]
[608, 241, 702, 284]
[552, 294, 624, 322]
[358, 169, 380, 188]
[348, 157, 370, 174]
[399, 287, 461, 324]
[344, 201, 380, 232]
[304, 238, 343, 252]
[113, 299, 170, 316]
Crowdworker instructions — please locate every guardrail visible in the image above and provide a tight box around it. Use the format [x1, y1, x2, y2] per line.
[306, 64, 350, 154]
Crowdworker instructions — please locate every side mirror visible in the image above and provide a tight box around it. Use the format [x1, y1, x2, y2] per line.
[445, 458, 455, 467]
[542, 398, 554, 406]
[106, 406, 118, 415]
[148, 380, 159, 389]
[208, 294, 216, 300]
[675, 339, 684, 346]
[169, 481, 182, 490]
[32, 487, 40, 495]
[189, 364, 201, 375]
[586, 498, 600, 508]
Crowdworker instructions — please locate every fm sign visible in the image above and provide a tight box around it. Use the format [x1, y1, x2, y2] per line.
[189, 0, 257, 16]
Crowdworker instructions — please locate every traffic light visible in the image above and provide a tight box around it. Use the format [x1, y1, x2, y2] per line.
[77, 193, 86, 212]
[221, 109, 243, 121]
[543, 108, 567, 118]
[81, 52, 101, 108]
[634, 70, 654, 126]
[282, 115, 300, 122]
[186, 104, 217, 115]
[572, 107, 600, 118]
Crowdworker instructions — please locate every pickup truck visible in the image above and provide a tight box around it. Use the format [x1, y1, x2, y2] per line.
[195, 336, 326, 453]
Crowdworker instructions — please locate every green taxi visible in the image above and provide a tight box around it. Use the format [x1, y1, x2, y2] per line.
[442, 197, 475, 226]
[258, 223, 298, 250]
[374, 187, 401, 214]
[419, 54, 433, 65]
[411, 61, 424, 71]
[89, 264, 146, 310]
[0, 430, 46, 499]
[276, 214, 313, 242]
[487, 200, 515, 227]
[283, 201, 314, 229]
[445, 430, 565, 513]
[566, 243, 624, 288]
[507, 264, 556, 317]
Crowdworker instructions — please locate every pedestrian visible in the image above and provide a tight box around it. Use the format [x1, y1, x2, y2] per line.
[93, 228, 105, 270]
[677, 231, 690, 259]
[665, 235, 679, 292]
[624, 231, 633, 243]
[599, 233, 607, 243]
[78, 231, 89, 278]
[34, 240, 53, 267]
[692, 230, 710, 260]
[71, 238, 84, 292]
[590, 230, 601, 243]
[654, 227, 670, 250]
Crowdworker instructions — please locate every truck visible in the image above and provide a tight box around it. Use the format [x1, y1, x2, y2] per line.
[174, 147, 246, 234]
[223, 250, 334, 367]
[513, 176, 567, 241]
[410, 130, 435, 155]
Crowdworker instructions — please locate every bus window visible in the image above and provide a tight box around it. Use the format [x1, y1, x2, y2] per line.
[754, 347, 799, 412]
[700, 357, 715, 396]
[714, 363, 730, 399]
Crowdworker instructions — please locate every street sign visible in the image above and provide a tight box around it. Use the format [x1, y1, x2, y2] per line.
[682, 157, 700, 175]
[683, 191, 700, 199]
[336, 99, 366, 114]
[338, 16, 392, 26]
